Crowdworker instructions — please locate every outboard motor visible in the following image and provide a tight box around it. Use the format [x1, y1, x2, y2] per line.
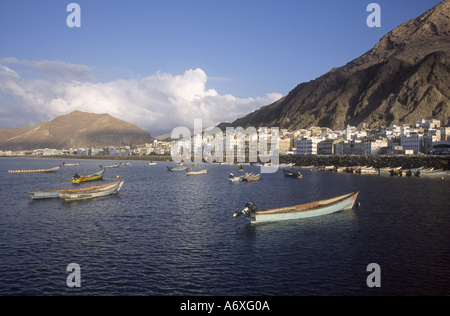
[234, 202, 258, 218]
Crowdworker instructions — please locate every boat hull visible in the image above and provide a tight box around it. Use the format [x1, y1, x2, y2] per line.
[59, 181, 124, 201]
[250, 192, 359, 224]
[8, 166, 61, 173]
[72, 169, 105, 183]
[28, 181, 123, 200]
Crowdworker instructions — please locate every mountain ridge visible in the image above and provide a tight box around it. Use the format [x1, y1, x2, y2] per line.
[0, 110, 154, 151]
[218, 0, 450, 131]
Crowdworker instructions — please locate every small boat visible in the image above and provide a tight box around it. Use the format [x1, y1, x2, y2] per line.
[72, 169, 105, 184]
[282, 168, 302, 179]
[59, 181, 124, 202]
[360, 168, 379, 175]
[292, 165, 316, 170]
[28, 181, 123, 200]
[186, 169, 207, 175]
[420, 169, 445, 176]
[8, 166, 61, 174]
[319, 165, 335, 171]
[238, 165, 244, 173]
[166, 166, 188, 171]
[244, 173, 261, 182]
[229, 173, 245, 183]
[100, 164, 119, 168]
[62, 162, 79, 166]
[234, 192, 359, 224]
[148, 162, 157, 165]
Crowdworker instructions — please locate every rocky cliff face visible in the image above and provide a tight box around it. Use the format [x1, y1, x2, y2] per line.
[219, 0, 450, 131]
[0, 111, 154, 150]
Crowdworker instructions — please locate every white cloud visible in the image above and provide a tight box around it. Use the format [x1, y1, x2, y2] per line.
[0, 58, 283, 136]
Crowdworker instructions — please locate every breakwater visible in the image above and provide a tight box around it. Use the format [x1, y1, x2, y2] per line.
[280, 155, 450, 170]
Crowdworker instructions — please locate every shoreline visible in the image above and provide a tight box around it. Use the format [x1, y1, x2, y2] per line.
[2, 154, 449, 170]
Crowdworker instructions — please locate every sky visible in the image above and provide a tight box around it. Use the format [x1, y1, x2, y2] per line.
[0, 0, 443, 136]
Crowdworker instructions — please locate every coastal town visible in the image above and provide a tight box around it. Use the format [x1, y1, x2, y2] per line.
[1, 118, 449, 159]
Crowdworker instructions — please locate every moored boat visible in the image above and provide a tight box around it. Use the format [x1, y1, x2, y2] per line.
[244, 173, 261, 182]
[62, 162, 79, 166]
[8, 165, 61, 174]
[59, 181, 124, 201]
[234, 192, 359, 224]
[148, 162, 157, 165]
[186, 169, 207, 175]
[166, 166, 188, 171]
[282, 168, 302, 179]
[72, 169, 105, 184]
[28, 181, 123, 200]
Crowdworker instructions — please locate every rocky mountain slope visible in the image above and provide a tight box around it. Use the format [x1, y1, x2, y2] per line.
[219, 0, 450, 131]
[0, 111, 154, 150]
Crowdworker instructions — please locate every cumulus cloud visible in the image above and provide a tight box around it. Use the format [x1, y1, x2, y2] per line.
[0, 58, 283, 136]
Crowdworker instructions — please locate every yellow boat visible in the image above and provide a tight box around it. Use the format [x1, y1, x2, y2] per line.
[72, 169, 105, 184]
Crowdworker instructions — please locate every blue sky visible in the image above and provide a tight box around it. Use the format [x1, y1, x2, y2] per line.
[0, 0, 443, 135]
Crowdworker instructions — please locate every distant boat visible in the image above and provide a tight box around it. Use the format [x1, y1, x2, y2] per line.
[282, 168, 303, 179]
[244, 173, 261, 182]
[148, 162, 157, 165]
[28, 181, 123, 200]
[234, 192, 359, 224]
[186, 169, 207, 175]
[100, 164, 119, 168]
[60, 181, 124, 202]
[229, 173, 245, 182]
[72, 169, 105, 184]
[62, 162, 79, 166]
[8, 166, 61, 174]
[166, 166, 188, 171]
[292, 165, 316, 170]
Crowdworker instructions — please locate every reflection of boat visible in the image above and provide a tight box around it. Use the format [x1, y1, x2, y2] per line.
[282, 168, 302, 178]
[8, 166, 61, 173]
[244, 173, 261, 182]
[166, 166, 188, 171]
[60, 181, 124, 202]
[234, 192, 359, 224]
[72, 169, 105, 184]
[229, 173, 245, 182]
[28, 181, 123, 200]
[186, 169, 207, 175]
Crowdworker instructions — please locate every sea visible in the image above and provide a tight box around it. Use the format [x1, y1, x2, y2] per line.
[0, 157, 449, 298]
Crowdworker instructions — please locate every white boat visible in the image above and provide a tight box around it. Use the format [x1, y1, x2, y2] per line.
[148, 162, 157, 165]
[59, 181, 124, 201]
[186, 169, 207, 175]
[229, 173, 245, 182]
[234, 192, 359, 224]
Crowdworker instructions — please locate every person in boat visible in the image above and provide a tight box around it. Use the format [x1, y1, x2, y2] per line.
[73, 172, 81, 179]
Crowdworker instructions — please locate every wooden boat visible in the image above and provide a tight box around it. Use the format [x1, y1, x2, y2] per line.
[166, 166, 188, 171]
[244, 173, 261, 182]
[292, 165, 316, 170]
[186, 169, 207, 175]
[360, 168, 379, 175]
[229, 173, 245, 182]
[234, 192, 359, 224]
[282, 168, 302, 179]
[420, 169, 445, 176]
[8, 165, 61, 174]
[28, 181, 123, 200]
[148, 162, 157, 165]
[72, 169, 105, 184]
[59, 181, 124, 202]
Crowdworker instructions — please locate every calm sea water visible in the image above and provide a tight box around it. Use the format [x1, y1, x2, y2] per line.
[0, 157, 449, 296]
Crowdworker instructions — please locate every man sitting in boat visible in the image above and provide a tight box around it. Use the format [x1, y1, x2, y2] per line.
[73, 172, 81, 179]
[234, 202, 257, 218]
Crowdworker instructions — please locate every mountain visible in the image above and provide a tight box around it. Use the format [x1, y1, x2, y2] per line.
[0, 111, 154, 151]
[218, 0, 450, 131]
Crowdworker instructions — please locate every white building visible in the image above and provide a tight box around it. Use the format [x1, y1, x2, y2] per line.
[400, 133, 423, 154]
[295, 137, 324, 155]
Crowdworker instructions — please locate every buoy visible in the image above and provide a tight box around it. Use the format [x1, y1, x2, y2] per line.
[116, 175, 120, 179]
